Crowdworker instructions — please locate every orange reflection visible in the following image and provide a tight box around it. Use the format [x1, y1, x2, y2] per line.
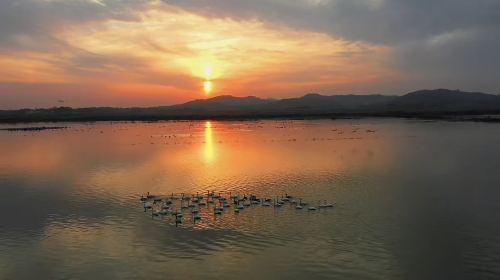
[204, 121, 215, 163]
[0, 121, 396, 196]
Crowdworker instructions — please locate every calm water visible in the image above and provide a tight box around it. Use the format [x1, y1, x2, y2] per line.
[1, 119, 500, 279]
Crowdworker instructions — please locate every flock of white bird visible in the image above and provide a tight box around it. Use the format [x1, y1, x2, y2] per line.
[140, 191, 335, 224]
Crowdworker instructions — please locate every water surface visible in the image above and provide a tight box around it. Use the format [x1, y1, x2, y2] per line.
[1, 119, 499, 279]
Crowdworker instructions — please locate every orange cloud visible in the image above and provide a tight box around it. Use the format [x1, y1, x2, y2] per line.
[0, 3, 401, 108]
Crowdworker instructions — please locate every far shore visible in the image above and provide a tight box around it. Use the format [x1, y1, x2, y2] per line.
[1, 113, 500, 125]
[0, 126, 67, 131]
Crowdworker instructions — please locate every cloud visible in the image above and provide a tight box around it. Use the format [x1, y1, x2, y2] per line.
[0, 4, 399, 108]
[0, 0, 147, 51]
[165, 0, 500, 45]
[396, 26, 500, 91]
[165, 0, 500, 93]
[1, 0, 499, 108]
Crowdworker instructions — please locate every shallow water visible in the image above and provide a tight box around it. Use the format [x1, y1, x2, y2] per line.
[1, 119, 499, 279]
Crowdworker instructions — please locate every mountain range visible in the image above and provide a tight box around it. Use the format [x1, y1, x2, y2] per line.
[2, 89, 500, 122]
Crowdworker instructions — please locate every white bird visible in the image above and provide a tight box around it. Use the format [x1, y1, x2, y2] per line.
[324, 201, 335, 208]
[144, 203, 153, 211]
[319, 200, 334, 208]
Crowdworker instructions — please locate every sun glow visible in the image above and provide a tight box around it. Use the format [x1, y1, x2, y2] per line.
[0, 6, 397, 108]
[204, 121, 215, 163]
[203, 80, 213, 95]
[203, 63, 214, 96]
[203, 63, 213, 80]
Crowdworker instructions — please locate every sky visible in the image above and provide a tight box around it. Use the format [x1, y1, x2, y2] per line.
[0, 0, 499, 109]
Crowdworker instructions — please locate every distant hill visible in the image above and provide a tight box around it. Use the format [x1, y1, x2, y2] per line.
[164, 95, 273, 116]
[1, 89, 500, 122]
[385, 89, 500, 112]
[269, 93, 396, 114]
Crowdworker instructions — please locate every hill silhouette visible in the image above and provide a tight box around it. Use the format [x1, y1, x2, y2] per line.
[1, 89, 500, 122]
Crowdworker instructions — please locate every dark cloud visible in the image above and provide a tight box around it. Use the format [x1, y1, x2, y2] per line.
[165, 0, 500, 45]
[0, 0, 147, 51]
[395, 26, 500, 92]
[166, 0, 500, 93]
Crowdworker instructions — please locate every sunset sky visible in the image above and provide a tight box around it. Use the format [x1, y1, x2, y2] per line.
[1, 0, 499, 108]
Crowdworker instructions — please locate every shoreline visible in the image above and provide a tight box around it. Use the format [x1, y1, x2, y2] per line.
[1, 114, 500, 125]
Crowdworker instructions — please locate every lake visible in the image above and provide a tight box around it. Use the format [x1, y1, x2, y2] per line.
[1, 119, 499, 279]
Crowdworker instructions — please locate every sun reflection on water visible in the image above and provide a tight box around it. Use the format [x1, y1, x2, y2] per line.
[204, 121, 215, 163]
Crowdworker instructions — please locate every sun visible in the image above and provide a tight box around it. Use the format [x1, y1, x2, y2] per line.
[203, 80, 213, 95]
[203, 63, 213, 80]
[202, 63, 214, 96]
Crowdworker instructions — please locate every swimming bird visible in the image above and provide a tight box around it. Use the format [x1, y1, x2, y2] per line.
[164, 199, 173, 205]
[318, 200, 334, 208]
[152, 210, 160, 218]
[144, 203, 153, 212]
[324, 201, 334, 208]
[273, 198, 283, 207]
